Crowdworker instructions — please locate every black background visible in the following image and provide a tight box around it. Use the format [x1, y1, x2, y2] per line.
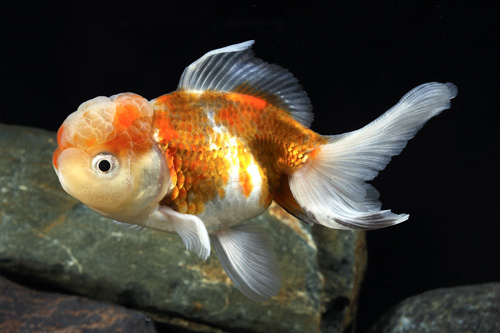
[1, 1, 498, 332]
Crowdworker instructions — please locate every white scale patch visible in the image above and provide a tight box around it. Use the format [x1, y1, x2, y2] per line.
[198, 130, 266, 231]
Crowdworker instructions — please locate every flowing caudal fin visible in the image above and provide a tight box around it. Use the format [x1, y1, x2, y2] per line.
[210, 225, 281, 301]
[289, 82, 458, 230]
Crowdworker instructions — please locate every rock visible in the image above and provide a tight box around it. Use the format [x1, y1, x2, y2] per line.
[0, 274, 156, 332]
[369, 283, 500, 333]
[0, 123, 366, 332]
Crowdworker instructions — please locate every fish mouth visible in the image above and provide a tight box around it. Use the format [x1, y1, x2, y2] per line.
[52, 147, 69, 192]
[52, 147, 62, 171]
[52, 159, 72, 198]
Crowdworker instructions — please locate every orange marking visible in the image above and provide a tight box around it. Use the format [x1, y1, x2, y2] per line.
[115, 103, 141, 129]
[173, 154, 182, 173]
[218, 106, 235, 126]
[52, 147, 62, 169]
[178, 187, 187, 202]
[195, 200, 204, 215]
[242, 177, 253, 197]
[237, 147, 254, 198]
[177, 171, 185, 189]
[187, 201, 196, 214]
[308, 147, 321, 161]
[153, 90, 326, 216]
[100, 95, 154, 154]
[227, 92, 267, 109]
[154, 94, 177, 111]
[105, 132, 130, 153]
[85, 137, 96, 148]
[56, 124, 65, 146]
[184, 175, 192, 191]
[177, 201, 187, 214]
[171, 187, 180, 200]
[156, 114, 179, 143]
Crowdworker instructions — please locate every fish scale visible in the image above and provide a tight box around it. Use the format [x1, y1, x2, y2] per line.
[152, 90, 325, 225]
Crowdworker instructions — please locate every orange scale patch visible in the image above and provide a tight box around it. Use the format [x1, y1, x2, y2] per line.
[155, 114, 179, 144]
[153, 92, 232, 215]
[237, 149, 257, 198]
[177, 171, 185, 189]
[108, 102, 153, 153]
[187, 201, 197, 215]
[170, 187, 180, 200]
[173, 154, 183, 172]
[195, 200, 205, 215]
[154, 90, 329, 218]
[161, 143, 231, 215]
[184, 175, 193, 191]
[177, 187, 187, 202]
[115, 102, 142, 129]
[227, 92, 267, 110]
[105, 131, 132, 154]
[56, 124, 66, 147]
[85, 137, 97, 148]
[177, 201, 187, 214]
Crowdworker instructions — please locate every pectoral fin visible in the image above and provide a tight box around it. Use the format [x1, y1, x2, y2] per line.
[158, 206, 211, 260]
[210, 225, 281, 302]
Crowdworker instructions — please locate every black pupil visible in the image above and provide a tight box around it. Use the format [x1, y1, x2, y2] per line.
[98, 159, 111, 173]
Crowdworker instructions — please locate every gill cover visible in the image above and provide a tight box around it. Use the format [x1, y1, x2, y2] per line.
[53, 93, 169, 222]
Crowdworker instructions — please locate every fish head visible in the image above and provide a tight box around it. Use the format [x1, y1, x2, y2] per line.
[52, 93, 170, 222]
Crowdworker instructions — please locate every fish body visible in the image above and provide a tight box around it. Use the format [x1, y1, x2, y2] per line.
[53, 41, 457, 301]
[151, 90, 325, 230]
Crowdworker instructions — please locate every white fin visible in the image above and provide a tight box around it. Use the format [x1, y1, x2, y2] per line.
[111, 220, 148, 232]
[289, 82, 458, 230]
[178, 41, 314, 127]
[158, 206, 211, 260]
[210, 225, 281, 301]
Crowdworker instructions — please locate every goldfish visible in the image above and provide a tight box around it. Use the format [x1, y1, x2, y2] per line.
[52, 41, 457, 301]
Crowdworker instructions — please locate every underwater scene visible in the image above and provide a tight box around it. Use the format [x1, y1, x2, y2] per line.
[1, 2, 498, 332]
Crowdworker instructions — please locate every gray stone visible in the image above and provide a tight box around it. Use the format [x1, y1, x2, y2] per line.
[0, 123, 366, 332]
[0, 275, 156, 332]
[369, 283, 500, 333]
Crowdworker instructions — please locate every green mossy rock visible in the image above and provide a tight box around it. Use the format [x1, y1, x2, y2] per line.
[0, 124, 366, 332]
[369, 283, 500, 333]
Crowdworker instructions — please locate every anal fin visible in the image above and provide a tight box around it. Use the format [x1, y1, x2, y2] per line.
[210, 225, 281, 302]
[274, 175, 314, 225]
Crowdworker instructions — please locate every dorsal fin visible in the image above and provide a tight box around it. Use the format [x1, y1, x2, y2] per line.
[178, 41, 314, 128]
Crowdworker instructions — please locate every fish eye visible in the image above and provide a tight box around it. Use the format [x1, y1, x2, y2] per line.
[92, 153, 118, 175]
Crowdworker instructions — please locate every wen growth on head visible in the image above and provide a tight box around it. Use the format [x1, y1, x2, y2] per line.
[53, 41, 457, 301]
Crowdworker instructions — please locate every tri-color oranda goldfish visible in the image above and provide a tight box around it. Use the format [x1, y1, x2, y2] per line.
[53, 41, 457, 301]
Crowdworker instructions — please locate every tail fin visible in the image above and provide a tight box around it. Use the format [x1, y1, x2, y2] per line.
[288, 82, 457, 230]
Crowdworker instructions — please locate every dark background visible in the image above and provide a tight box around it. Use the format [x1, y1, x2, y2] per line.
[1, 1, 498, 332]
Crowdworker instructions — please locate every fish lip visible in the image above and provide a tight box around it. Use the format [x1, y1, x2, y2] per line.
[53, 166, 72, 197]
[52, 147, 69, 193]
[52, 146, 63, 171]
